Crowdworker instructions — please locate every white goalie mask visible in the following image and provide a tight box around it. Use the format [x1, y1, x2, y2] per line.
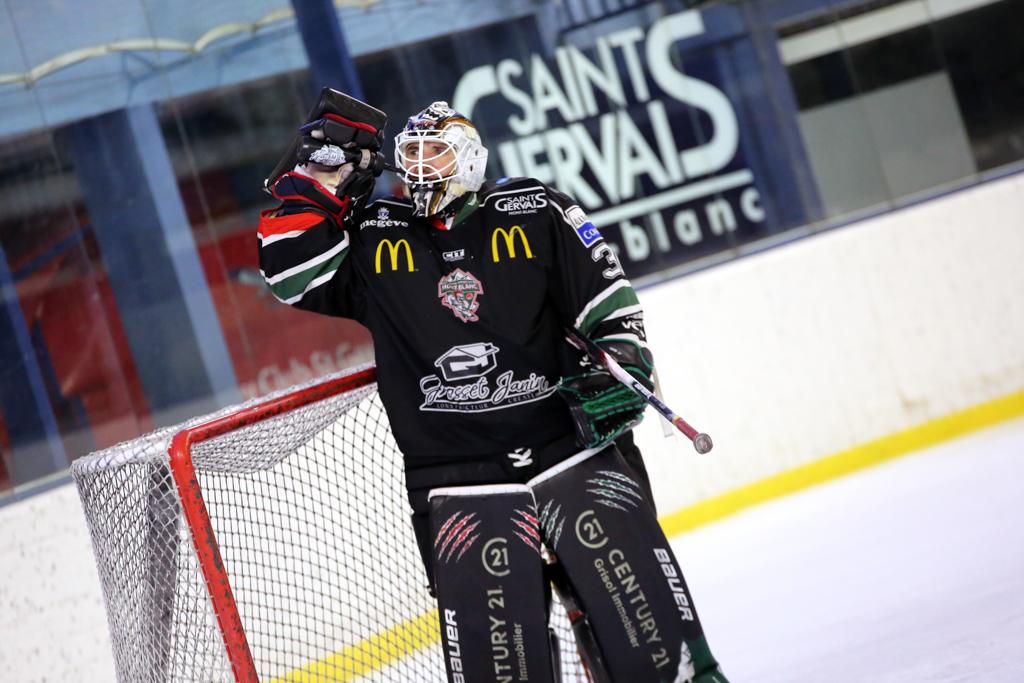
[394, 101, 488, 217]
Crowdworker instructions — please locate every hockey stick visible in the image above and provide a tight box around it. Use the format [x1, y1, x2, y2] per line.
[565, 327, 714, 454]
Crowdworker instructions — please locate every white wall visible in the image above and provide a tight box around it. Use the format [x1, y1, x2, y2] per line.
[2, 173, 1023, 681]
[634, 172, 1024, 513]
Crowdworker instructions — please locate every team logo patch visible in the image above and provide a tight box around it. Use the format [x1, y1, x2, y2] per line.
[437, 268, 483, 322]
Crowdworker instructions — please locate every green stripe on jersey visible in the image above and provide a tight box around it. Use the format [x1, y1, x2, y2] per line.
[452, 192, 479, 227]
[269, 250, 347, 301]
[579, 285, 640, 336]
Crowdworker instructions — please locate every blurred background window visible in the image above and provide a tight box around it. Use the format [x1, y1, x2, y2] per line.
[1, 0, 1020, 493]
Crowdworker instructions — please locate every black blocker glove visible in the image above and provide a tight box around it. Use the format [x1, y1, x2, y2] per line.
[265, 88, 390, 203]
[557, 339, 654, 449]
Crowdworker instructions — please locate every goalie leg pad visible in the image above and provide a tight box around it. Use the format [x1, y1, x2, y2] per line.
[429, 484, 556, 683]
[529, 446, 726, 683]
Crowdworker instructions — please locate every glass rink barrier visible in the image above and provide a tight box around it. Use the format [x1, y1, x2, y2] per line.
[2, 0, 1022, 495]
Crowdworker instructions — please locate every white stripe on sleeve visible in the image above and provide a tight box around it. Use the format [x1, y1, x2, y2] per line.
[573, 280, 631, 329]
[276, 269, 339, 305]
[261, 235, 349, 285]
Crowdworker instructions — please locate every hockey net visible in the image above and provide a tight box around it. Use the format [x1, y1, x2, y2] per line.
[72, 365, 588, 682]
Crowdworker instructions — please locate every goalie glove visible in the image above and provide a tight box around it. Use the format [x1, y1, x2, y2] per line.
[557, 339, 654, 449]
[291, 132, 377, 201]
[265, 88, 389, 204]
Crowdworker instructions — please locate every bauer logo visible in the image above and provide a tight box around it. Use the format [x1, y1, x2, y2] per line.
[655, 547, 696, 621]
[443, 609, 466, 683]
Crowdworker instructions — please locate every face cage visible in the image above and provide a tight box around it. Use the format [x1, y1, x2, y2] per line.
[395, 131, 473, 187]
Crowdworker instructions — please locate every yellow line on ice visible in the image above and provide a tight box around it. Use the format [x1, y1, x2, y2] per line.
[267, 610, 439, 683]
[271, 388, 1024, 680]
[659, 388, 1024, 537]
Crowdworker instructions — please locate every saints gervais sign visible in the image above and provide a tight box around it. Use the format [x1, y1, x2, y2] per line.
[453, 9, 767, 271]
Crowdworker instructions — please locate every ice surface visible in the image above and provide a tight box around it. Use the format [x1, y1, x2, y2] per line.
[670, 418, 1024, 682]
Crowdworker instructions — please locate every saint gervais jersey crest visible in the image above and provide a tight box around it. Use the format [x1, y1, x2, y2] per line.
[493, 190, 548, 215]
[437, 268, 483, 322]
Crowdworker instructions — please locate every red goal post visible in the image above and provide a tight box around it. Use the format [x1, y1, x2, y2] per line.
[72, 364, 588, 682]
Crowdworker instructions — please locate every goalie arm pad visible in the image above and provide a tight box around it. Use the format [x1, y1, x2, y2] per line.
[557, 339, 654, 449]
[257, 199, 367, 321]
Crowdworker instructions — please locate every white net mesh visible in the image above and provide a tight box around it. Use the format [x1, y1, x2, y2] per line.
[72, 367, 589, 682]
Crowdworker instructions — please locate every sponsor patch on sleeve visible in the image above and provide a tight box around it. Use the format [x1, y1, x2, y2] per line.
[567, 205, 602, 247]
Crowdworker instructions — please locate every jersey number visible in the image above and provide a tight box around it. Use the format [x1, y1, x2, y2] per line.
[592, 243, 624, 279]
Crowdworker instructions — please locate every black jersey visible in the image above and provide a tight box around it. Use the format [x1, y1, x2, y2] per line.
[258, 173, 648, 463]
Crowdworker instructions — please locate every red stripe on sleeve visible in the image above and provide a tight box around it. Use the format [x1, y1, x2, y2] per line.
[257, 211, 324, 238]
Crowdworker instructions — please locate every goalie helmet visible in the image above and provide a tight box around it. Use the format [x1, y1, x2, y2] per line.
[394, 101, 488, 217]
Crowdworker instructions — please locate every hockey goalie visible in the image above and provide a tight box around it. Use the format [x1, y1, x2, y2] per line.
[257, 88, 729, 683]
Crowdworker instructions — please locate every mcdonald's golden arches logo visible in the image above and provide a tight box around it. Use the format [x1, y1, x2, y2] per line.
[490, 225, 534, 262]
[375, 238, 415, 273]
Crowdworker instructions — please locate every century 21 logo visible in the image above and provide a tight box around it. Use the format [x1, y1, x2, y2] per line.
[490, 226, 533, 262]
[375, 238, 415, 273]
